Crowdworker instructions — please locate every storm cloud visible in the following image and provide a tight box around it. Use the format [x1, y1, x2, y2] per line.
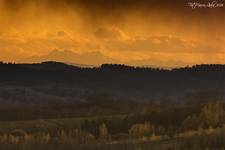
[0, 0, 224, 66]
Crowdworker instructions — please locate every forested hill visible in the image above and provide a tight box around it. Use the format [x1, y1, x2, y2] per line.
[0, 61, 225, 104]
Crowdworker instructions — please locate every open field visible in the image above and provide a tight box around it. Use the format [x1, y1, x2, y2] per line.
[0, 115, 126, 133]
[0, 114, 225, 150]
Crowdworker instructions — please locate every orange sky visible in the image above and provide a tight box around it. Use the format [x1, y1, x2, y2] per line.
[0, 0, 224, 67]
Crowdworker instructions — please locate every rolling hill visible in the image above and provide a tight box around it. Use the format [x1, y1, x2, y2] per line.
[0, 61, 224, 104]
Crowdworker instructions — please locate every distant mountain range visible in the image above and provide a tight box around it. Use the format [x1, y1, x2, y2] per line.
[19, 50, 190, 69]
[20, 50, 117, 67]
[0, 61, 224, 105]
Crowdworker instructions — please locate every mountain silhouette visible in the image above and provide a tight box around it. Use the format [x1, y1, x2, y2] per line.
[20, 50, 116, 66]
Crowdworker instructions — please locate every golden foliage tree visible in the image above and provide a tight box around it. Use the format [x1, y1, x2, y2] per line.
[99, 123, 108, 139]
[129, 122, 154, 138]
[200, 101, 225, 128]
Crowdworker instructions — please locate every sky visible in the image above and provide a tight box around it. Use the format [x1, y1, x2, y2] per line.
[0, 0, 225, 67]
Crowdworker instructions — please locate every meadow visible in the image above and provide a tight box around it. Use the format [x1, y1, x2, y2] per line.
[0, 100, 224, 150]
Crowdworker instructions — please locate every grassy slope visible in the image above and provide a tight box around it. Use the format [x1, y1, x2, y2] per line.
[0, 115, 125, 133]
